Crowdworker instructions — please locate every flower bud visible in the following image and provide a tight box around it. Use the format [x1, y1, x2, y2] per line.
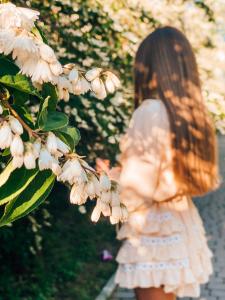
[91, 202, 101, 222]
[39, 43, 57, 64]
[99, 173, 111, 191]
[9, 116, 23, 135]
[38, 147, 53, 170]
[12, 155, 24, 169]
[51, 157, 62, 176]
[101, 191, 111, 204]
[24, 150, 36, 169]
[99, 200, 111, 217]
[68, 68, 79, 84]
[46, 132, 58, 154]
[85, 68, 102, 81]
[10, 134, 24, 157]
[91, 78, 106, 99]
[0, 121, 13, 149]
[56, 137, 70, 154]
[105, 77, 115, 94]
[70, 184, 87, 205]
[33, 139, 41, 158]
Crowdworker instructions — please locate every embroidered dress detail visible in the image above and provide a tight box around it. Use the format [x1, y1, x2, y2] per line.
[120, 259, 189, 272]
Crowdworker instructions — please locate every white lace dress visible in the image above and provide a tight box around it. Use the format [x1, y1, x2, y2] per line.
[115, 99, 213, 298]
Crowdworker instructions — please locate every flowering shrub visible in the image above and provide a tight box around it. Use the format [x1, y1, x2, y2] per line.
[0, 2, 128, 226]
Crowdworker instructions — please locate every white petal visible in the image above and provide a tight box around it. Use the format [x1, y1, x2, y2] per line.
[91, 202, 101, 222]
[10, 134, 24, 156]
[50, 61, 63, 76]
[38, 147, 53, 170]
[56, 137, 70, 154]
[12, 155, 24, 169]
[99, 173, 111, 191]
[0, 121, 13, 149]
[68, 68, 79, 84]
[46, 132, 58, 154]
[105, 77, 116, 94]
[0, 104, 3, 114]
[39, 43, 57, 64]
[85, 68, 102, 81]
[24, 151, 36, 169]
[101, 191, 111, 204]
[9, 116, 23, 135]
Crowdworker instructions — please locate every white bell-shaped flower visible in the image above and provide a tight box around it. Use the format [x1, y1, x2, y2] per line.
[56, 137, 70, 154]
[111, 206, 122, 221]
[68, 68, 79, 84]
[91, 78, 106, 99]
[99, 173, 111, 191]
[70, 183, 88, 205]
[8, 116, 23, 135]
[38, 147, 53, 170]
[107, 72, 120, 88]
[50, 61, 63, 76]
[31, 59, 54, 84]
[91, 201, 101, 222]
[12, 155, 24, 169]
[99, 200, 111, 217]
[111, 191, 120, 206]
[51, 157, 62, 176]
[0, 121, 13, 149]
[39, 43, 57, 64]
[46, 132, 58, 154]
[85, 68, 102, 81]
[58, 158, 87, 185]
[101, 190, 111, 204]
[32, 138, 42, 158]
[105, 76, 116, 94]
[24, 149, 36, 169]
[10, 134, 24, 157]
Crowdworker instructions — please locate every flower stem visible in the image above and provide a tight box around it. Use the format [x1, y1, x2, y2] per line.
[2, 100, 40, 139]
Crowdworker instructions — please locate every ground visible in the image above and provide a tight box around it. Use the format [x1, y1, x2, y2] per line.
[110, 135, 225, 300]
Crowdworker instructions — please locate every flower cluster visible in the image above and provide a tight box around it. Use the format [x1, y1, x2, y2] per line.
[0, 2, 120, 101]
[0, 102, 127, 224]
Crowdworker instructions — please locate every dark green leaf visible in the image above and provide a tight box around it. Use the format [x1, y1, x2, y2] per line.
[55, 126, 80, 151]
[0, 56, 19, 76]
[0, 170, 55, 227]
[13, 89, 30, 105]
[41, 83, 58, 111]
[39, 111, 68, 131]
[0, 74, 42, 99]
[0, 167, 38, 206]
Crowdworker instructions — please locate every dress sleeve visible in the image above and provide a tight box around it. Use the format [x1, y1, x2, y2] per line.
[119, 100, 178, 206]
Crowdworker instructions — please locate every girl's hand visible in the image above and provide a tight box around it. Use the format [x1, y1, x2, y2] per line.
[95, 158, 121, 181]
[95, 158, 110, 174]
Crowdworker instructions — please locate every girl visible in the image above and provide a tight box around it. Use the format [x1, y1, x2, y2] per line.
[108, 26, 219, 300]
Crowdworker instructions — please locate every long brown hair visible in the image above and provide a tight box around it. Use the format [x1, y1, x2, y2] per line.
[134, 26, 219, 196]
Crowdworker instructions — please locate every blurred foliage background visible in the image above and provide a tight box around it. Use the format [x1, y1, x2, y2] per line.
[0, 0, 224, 299]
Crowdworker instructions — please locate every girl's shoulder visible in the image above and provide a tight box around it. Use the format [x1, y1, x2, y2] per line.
[133, 98, 168, 121]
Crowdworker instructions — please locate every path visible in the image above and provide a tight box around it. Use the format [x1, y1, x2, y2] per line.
[110, 135, 225, 300]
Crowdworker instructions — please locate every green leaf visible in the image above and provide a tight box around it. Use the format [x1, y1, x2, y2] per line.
[13, 89, 30, 105]
[0, 171, 55, 227]
[0, 167, 38, 206]
[39, 111, 69, 131]
[0, 161, 14, 188]
[0, 74, 42, 99]
[55, 126, 80, 151]
[0, 56, 19, 76]
[41, 83, 58, 111]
